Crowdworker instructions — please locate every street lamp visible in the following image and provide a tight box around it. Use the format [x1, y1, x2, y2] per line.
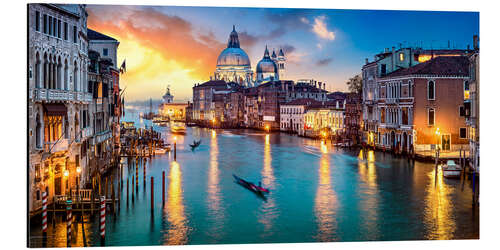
[435, 127, 441, 165]
[265, 124, 270, 133]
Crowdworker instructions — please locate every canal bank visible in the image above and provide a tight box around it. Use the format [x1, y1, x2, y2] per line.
[29, 126, 479, 246]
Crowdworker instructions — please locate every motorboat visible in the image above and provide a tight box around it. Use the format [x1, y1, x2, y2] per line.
[441, 160, 462, 178]
[171, 122, 187, 134]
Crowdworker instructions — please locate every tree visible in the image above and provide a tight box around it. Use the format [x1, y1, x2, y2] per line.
[346, 74, 363, 94]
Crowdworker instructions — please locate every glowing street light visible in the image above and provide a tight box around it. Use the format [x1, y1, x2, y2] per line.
[64, 169, 69, 177]
[265, 124, 270, 132]
[76, 166, 81, 174]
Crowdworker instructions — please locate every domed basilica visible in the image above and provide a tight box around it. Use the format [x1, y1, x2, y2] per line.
[214, 26, 286, 87]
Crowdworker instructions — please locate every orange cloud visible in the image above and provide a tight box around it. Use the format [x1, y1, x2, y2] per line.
[87, 6, 225, 101]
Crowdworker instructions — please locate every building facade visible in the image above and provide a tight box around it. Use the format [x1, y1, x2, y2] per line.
[376, 56, 470, 155]
[28, 3, 91, 214]
[345, 92, 362, 145]
[280, 99, 320, 133]
[466, 36, 479, 171]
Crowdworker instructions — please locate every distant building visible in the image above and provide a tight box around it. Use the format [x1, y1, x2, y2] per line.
[345, 92, 362, 145]
[303, 101, 345, 138]
[159, 86, 188, 121]
[280, 98, 321, 134]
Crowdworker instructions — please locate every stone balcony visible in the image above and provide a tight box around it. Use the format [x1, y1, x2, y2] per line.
[31, 88, 92, 104]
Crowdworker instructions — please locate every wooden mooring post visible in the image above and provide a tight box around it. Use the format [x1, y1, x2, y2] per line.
[162, 171, 165, 205]
[151, 177, 154, 212]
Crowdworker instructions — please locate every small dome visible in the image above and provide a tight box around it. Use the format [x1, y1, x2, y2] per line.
[256, 58, 278, 73]
[256, 46, 278, 73]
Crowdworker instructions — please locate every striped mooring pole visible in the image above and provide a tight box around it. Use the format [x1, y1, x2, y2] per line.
[66, 199, 72, 247]
[42, 191, 48, 247]
[100, 196, 106, 246]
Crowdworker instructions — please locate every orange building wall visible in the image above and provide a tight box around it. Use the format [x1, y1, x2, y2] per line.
[413, 77, 468, 148]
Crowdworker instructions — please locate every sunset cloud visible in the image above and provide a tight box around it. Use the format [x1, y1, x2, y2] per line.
[87, 5, 225, 101]
[312, 16, 335, 41]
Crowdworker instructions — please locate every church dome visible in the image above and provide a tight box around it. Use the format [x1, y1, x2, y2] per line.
[216, 25, 251, 67]
[256, 46, 278, 73]
[217, 48, 251, 67]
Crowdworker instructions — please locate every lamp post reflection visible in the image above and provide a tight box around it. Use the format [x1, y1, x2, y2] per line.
[258, 134, 277, 237]
[206, 130, 224, 241]
[424, 166, 456, 240]
[314, 143, 337, 241]
[163, 161, 189, 245]
[357, 149, 380, 239]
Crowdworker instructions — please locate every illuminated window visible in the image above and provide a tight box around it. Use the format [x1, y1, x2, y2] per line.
[399, 53, 404, 61]
[464, 80, 470, 100]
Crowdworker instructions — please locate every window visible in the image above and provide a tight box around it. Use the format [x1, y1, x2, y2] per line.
[464, 80, 470, 100]
[103, 48, 108, 56]
[409, 80, 413, 97]
[43, 14, 47, 33]
[57, 20, 61, 38]
[428, 108, 435, 126]
[399, 53, 404, 61]
[64, 22, 68, 40]
[48, 16, 52, 35]
[381, 64, 387, 76]
[53, 18, 57, 37]
[459, 106, 465, 116]
[35, 11, 40, 31]
[73, 26, 77, 43]
[427, 80, 435, 100]
[459, 128, 467, 139]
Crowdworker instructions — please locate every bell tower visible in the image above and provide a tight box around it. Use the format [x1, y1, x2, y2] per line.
[277, 48, 286, 80]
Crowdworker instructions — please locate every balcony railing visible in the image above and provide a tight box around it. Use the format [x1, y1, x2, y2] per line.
[44, 138, 69, 153]
[31, 88, 92, 104]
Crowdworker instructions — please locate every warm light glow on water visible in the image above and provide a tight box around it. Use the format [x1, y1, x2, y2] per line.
[259, 134, 277, 237]
[163, 161, 189, 245]
[314, 149, 337, 241]
[357, 149, 380, 239]
[424, 167, 456, 240]
[206, 130, 224, 241]
[29, 127, 478, 246]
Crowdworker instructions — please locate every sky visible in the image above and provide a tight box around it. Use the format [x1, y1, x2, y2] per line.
[86, 5, 479, 103]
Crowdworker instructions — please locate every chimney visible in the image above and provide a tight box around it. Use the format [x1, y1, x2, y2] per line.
[473, 35, 479, 50]
[392, 46, 395, 52]
[467, 44, 470, 51]
[385, 48, 389, 53]
[365, 58, 369, 64]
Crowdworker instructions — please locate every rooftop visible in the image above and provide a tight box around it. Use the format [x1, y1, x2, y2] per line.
[382, 55, 470, 78]
[88, 28, 118, 41]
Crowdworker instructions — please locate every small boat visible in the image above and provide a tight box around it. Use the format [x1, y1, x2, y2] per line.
[171, 122, 187, 134]
[441, 160, 462, 178]
[232, 174, 270, 193]
[189, 140, 202, 150]
[155, 144, 171, 154]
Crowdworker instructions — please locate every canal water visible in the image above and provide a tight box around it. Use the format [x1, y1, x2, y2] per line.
[29, 114, 479, 246]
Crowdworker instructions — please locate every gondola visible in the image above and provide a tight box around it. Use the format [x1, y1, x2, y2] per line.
[232, 174, 270, 194]
[189, 139, 202, 149]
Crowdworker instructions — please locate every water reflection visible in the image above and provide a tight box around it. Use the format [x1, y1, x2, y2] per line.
[314, 144, 338, 241]
[258, 134, 277, 237]
[357, 149, 380, 239]
[163, 161, 189, 245]
[206, 130, 224, 240]
[424, 166, 456, 240]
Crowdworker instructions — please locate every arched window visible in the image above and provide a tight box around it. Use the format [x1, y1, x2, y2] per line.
[35, 52, 41, 88]
[57, 57, 62, 89]
[73, 61, 78, 91]
[428, 80, 435, 100]
[35, 114, 42, 149]
[64, 59, 69, 90]
[43, 53, 48, 89]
